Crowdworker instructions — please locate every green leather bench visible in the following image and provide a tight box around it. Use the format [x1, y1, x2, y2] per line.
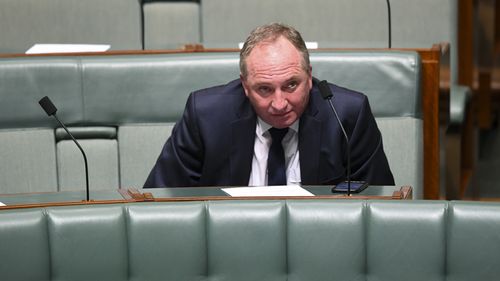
[0, 51, 422, 196]
[1, 200, 499, 280]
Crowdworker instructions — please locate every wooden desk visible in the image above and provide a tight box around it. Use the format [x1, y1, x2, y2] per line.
[0, 185, 412, 210]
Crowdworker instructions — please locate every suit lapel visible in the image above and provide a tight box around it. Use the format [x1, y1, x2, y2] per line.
[300, 83, 347, 185]
[230, 100, 256, 185]
[299, 101, 322, 185]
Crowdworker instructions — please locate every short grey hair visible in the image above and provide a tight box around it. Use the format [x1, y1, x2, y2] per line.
[239, 23, 310, 78]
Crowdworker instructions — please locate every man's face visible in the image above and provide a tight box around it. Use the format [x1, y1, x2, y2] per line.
[241, 36, 312, 129]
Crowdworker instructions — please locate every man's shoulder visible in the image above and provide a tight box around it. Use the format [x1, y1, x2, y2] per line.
[330, 83, 367, 103]
[192, 79, 245, 98]
[311, 80, 368, 107]
[187, 79, 249, 116]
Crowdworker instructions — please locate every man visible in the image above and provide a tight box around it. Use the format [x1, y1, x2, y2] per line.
[144, 23, 394, 188]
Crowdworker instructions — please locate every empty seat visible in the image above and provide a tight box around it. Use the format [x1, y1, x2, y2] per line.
[0, 57, 82, 193]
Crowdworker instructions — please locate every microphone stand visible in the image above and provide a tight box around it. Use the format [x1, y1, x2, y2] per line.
[318, 80, 352, 196]
[39, 96, 90, 201]
[325, 98, 351, 196]
[52, 115, 90, 201]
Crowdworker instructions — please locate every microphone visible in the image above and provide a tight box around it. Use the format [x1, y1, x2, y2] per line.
[386, 0, 392, 48]
[38, 96, 90, 201]
[317, 80, 352, 196]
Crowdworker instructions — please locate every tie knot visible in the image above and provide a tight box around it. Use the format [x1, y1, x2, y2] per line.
[269, 127, 289, 143]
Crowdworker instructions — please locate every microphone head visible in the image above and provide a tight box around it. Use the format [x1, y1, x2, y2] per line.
[38, 96, 58, 116]
[318, 80, 333, 100]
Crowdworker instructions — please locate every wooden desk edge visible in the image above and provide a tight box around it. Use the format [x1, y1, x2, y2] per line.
[0, 45, 443, 58]
[0, 186, 412, 210]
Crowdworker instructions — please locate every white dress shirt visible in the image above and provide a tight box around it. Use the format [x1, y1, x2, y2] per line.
[248, 118, 301, 186]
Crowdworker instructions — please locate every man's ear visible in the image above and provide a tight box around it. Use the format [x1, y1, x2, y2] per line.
[308, 65, 313, 89]
[240, 74, 250, 97]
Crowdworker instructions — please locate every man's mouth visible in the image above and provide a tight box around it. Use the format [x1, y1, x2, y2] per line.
[271, 110, 291, 117]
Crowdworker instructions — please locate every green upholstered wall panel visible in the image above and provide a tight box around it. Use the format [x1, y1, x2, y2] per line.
[287, 200, 365, 281]
[207, 201, 287, 281]
[127, 202, 207, 281]
[47, 205, 128, 281]
[0, 209, 50, 281]
[2, 201, 500, 280]
[367, 201, 447, 281]
[447, 201, 500, 281]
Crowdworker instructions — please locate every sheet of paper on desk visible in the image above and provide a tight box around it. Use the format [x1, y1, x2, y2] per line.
[26, 44, 110, 54]
[222, 185, 314, 197]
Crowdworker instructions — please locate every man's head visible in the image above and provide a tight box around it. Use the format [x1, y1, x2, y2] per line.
[240, 23, 313, 129]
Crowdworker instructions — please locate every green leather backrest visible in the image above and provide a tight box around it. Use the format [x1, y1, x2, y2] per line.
[0, 51, 420, 128]
[1, 200, 500, 281]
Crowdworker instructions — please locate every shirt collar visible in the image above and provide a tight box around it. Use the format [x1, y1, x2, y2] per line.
[257, 117, 299, 137]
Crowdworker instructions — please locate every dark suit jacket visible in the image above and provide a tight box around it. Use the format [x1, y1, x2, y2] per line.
[144, 78, 394, 187]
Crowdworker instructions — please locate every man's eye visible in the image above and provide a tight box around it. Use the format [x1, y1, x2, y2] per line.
[286, 82, 298, 91]
[259, 86, 272, 94]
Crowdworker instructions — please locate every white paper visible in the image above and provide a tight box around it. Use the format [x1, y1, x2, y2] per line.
[0, 201, 5, 206]
[238, 41, 318, 49]
[222, 185, 314, 197]
[305, 42, 319, 49]
[26, 44, 110, 54]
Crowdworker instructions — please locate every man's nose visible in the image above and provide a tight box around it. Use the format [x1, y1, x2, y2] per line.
[271, 92, 288, 111]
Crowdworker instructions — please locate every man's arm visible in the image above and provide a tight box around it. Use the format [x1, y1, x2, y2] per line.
[144, 93, 204, 188]
[349, 95, 395, 185]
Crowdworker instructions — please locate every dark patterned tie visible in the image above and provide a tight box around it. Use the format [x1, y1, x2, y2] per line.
[267, 127, 289, 185]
